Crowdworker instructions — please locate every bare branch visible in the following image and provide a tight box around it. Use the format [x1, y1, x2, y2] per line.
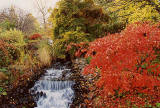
[35, 0, 49, 29]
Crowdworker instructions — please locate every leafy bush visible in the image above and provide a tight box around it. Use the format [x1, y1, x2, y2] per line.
[0, 39, 19, 67]
[0, 29, 25, 46]
[67, 42, 89, 58]
[29, 33, 42, 40]
[83, 22, 160, 107]
[53, 31, 88, 59]
[0, 29, 26, 63]
[0, 20, 15, 31]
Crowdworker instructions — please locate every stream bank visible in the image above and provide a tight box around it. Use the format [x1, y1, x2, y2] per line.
[0, 59, 88, 108]
[0, 66, 46, 108]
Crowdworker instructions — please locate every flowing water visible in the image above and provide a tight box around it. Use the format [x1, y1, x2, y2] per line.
[30, 63, 75, 108]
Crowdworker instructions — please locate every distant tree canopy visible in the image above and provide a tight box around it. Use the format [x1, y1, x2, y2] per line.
[0, 7, 40, 35]
[94, 0, 160, 23]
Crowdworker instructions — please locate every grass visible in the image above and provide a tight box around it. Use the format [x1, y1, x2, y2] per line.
[38, 40, 53, 66]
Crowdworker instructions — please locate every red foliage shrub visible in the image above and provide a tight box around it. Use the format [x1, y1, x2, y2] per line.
[67, 42, 89, 57]
[83, 22, 160, 107]
[0, 39, 18, 66]
[29, 34, 42, 40]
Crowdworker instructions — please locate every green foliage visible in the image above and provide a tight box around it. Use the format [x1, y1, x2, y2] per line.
[53, 31, 88, 58]
[0, 29, 25, 46]
[0, 68, 8, 72]
[0, 87, 3, 92]
[0, 29, 26, 65]
[0, 87, 7, 96]
[0, 20, 15, 31]
[50, 0, 110, 40]
[49, 0, 125, 58]
[86, 56, 92, 64]
[94, 0, 160, 23]
[156, 103, 160, 107]
[2, 91, 7, 95]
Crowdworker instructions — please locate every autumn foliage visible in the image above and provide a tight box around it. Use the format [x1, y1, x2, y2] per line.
[67, 42, 89, 58]
[82, 22, 160, 107]
[0, 39, 18, 66]
[29, 33, 42, 40]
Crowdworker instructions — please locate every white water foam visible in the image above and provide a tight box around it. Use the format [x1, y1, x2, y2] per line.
[30, 67, 74, 108]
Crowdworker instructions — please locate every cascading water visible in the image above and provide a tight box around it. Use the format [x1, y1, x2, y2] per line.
[30, 63, 75, 108]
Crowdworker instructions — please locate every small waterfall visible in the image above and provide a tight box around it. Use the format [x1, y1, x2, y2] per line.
[34, 80, 73, 91]
[30, 64, 75, 108]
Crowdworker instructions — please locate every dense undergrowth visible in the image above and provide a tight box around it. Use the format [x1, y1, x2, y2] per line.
[0, 14, 53, 96]
[0, 31, 53, 84]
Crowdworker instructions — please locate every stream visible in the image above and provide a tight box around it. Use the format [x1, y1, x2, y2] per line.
[30, 62, 75, 108]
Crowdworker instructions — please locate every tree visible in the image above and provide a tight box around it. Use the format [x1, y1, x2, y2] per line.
[49, 0, 111, 40]
[49, 0, 118, 58]
[94, 0, 160, 23]
[35, 0, 49, 29]
[49, 0, 126, 59]
[0, 7, 39, 34]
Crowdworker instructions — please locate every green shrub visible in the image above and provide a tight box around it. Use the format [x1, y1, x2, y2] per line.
[53, 31, 88, 59]
[0, 29, 26, 65]
[0, 29, 25, 47]
[0, 20, 15, 31]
